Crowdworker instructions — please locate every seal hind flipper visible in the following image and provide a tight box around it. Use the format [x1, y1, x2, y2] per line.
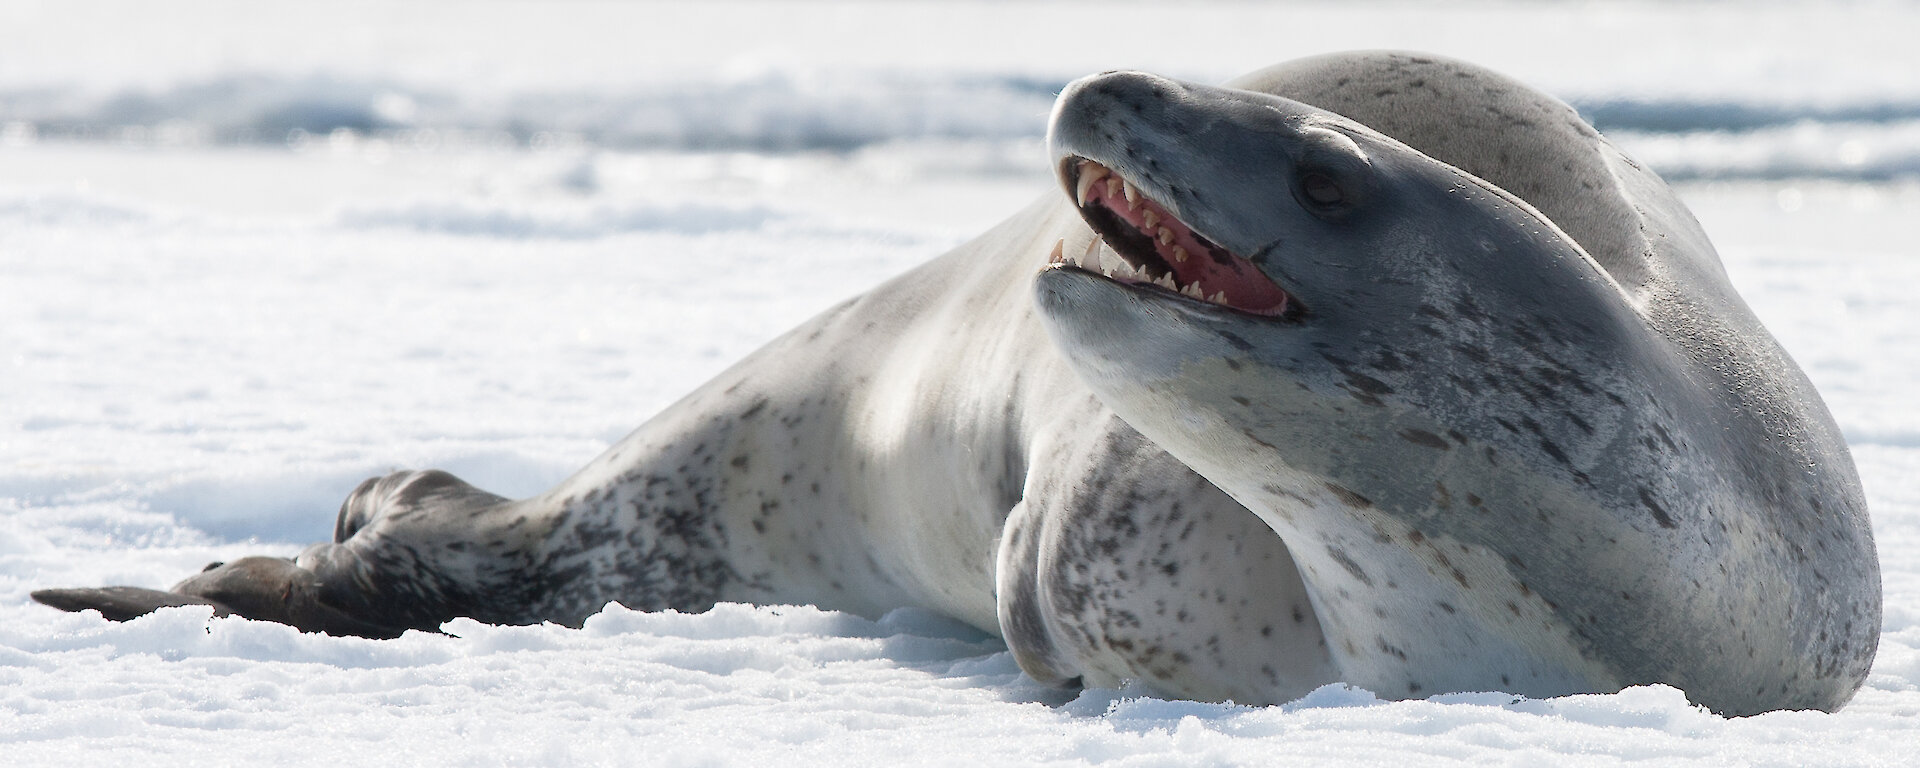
[32, 557, 414, 639]
[172, 555, 415, 638]
[31, 585, 236, 622]
[33, 469, 524, 639]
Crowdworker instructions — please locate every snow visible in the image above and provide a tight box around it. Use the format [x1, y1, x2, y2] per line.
[4, 1, 1919, 764]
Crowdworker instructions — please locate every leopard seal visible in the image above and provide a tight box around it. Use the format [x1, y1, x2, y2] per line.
[33, 51, 1878, 716]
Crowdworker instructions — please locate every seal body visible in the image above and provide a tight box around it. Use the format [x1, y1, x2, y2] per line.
[34, 52, 1878, 716]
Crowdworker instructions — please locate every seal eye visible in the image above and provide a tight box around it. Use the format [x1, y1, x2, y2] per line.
[1300, 172, 1344, 207]
[1292, 125, 1371, 217]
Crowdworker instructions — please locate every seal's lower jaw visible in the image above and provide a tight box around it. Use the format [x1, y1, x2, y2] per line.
[1048, 157, 1303, 321]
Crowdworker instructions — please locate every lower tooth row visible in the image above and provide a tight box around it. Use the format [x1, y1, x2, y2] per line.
[1097, 244, 1137, 280]
[1052, 237, 1231, 308]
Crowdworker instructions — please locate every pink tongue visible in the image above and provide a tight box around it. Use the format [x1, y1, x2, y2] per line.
[1083, 174, 1292, 316]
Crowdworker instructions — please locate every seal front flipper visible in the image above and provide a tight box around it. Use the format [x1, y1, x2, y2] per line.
[996, 414, 1336, 704]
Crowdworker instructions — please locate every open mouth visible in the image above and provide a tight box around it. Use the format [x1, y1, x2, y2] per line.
[1048, 158, 1299, 318]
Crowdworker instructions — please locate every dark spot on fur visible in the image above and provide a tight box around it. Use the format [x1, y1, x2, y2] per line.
[1639, 487, 1679, 529]
[1345, 372, 1392, 396]
[737, 398, 768, 420]
[1218, 332, 1255, 352]
[1242, 429, 1278, 450]
[1326, 546, 1374, 587]
[1324, 482, 1372, 509]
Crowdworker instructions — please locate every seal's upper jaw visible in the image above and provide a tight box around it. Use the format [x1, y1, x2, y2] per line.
[1048, 158, 1302, 319]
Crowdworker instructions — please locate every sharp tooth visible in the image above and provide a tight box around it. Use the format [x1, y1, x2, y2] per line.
[1049, 239, 1065, 264]
[1171, 246, 1188, 263]
[1142, 210, 1159, 229]
[1098, 244, 1120, 276]
[1158, 228, 1175, 246]
[1106, 178, 1122, 199]
[1182, 283, 1206, 299]
[1208, 291, 1228, 304]
[1123, 180, 1141, 206]
[1076, 173, 1101, 207]
[1154, 273, 1177, 290]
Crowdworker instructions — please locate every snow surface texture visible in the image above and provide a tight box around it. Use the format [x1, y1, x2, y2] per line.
[4, 1, 1918, 765]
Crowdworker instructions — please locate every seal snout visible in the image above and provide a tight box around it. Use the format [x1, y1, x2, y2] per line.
[1048, 158, 1300, 319]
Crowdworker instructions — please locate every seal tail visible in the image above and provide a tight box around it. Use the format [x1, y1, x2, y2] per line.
[31, 469, 514, 639]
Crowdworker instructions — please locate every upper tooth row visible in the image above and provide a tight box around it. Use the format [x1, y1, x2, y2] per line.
[1075, 164, 1143, 210]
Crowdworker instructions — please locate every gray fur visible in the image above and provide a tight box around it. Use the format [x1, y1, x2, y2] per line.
[33, 52, 1877, 716]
